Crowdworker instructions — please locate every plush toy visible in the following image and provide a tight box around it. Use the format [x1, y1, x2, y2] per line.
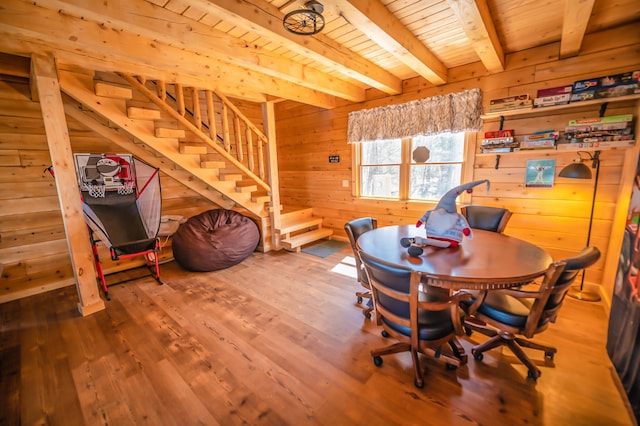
[401, 179, 490, 256]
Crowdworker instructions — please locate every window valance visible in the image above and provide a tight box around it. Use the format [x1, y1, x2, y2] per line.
[347, 88, 483, 143]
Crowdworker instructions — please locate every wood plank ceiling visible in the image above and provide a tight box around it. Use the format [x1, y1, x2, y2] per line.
[0, 0, 639, 108]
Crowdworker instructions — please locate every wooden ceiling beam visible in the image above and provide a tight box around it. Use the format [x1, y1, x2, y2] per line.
[560, 0, 596, 59]
[192, 0, 403, 95]
[446, 0, 505, 73]
[34, 0, 365, 102]
[0, 0, 336, 108]
[0, 52, 30, 78]
[339, 0, 448, 85]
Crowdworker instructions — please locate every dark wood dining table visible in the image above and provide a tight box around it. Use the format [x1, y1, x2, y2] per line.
[356, 225, 553, 291]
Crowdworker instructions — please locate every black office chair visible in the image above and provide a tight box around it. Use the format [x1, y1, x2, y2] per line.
[461, 205, 512, 233]
[359, 251, 471, 388]
[463, 246, 601, 380]
[344, 217, 378, 318]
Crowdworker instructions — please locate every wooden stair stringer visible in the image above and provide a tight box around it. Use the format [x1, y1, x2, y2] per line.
[58, 69, 268, 217]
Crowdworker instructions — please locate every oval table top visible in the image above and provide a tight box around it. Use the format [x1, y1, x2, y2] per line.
[356, 225, 553, 290]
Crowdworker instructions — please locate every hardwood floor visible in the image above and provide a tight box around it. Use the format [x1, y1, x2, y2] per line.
[0, 247, 636, 425]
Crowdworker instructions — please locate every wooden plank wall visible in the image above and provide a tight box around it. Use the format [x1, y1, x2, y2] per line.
[0, 76, 220, 302]
[274, 23, 640, 303]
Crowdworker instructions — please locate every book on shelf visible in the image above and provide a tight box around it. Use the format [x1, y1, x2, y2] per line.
[533, 94, 571, 108]
[487, 99, 533, 113]
[556, 139, 636, 150]
[536, 85, 573, 98]
[481, 137, 515, 146]
[481, 146, 517, 153]
[524, 131, 559, 141]
[518, 139, 556, 150]
[567, 114, 633, 126]
[484, 129, 514, 138]
[489, 94, 529, 105]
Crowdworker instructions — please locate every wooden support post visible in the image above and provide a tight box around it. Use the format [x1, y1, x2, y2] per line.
[262, 101, 281, 249]
[31, 54, 105, 316]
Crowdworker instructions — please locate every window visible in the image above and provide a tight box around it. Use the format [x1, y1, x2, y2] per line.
[357, 132, 466, 201]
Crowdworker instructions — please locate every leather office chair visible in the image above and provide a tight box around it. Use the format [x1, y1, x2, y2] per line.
[344, 217, 378, 318]
[461, 205, 512, 233]
[463, 246, 601, 380]
[359, 251, 471, 388]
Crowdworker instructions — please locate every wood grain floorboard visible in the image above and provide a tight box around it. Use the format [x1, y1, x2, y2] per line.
[0, 248, 636, 425]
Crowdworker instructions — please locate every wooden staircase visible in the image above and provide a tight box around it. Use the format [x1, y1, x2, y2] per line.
[279, 208, 333, 252]
[57, 67, 332, 251]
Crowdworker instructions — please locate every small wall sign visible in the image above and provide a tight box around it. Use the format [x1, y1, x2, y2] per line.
[329, 155, 340, 163]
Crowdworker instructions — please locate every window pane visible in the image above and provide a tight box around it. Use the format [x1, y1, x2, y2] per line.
[409, 163, 462, 200]
[412, 133, 464, 163]
[361, 139, 402, 165]
[361, 165, 399, 197]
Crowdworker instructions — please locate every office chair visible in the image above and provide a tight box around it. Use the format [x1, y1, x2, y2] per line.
[344, 217, 378, 318]
[359, 251, 471, 388]
[463, 246, 601, 380]
[461, 205, 512, 233]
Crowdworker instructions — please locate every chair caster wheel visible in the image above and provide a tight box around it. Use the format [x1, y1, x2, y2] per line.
[473, 352, 483, 361]
[544, 351, 555, 360]
[414, 378, 424, 388]
[381, 330, 389, 338]
[373, 356, 383, 367]
[527, 369, 540, 381]
[357, 296, 363, 304]
[446, 363, 457, 370]
[464, 327, 472, 336]
[364, 311, 372, 319]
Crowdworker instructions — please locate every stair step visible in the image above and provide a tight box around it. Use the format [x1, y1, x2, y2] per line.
[155, 127, 186, 138]
[253, 195, 271, 204]
[220, 173, 242, 181]
[281, 228, 334, 251]
[235, 184, 257, 193]
[127, 106, 161, 120]
[179, 143, 208, 155]
[94, 81, 132, 99]
[278, 217, 323, 235]
[200, 160, 225, 169]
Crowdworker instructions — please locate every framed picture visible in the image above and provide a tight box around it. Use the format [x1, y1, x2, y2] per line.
[525, 159, 556, 188]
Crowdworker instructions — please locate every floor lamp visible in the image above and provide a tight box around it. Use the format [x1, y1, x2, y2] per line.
[559, 150, 601, 302]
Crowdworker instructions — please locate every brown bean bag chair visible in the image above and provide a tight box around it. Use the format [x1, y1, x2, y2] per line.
[172, 209, 260, 272]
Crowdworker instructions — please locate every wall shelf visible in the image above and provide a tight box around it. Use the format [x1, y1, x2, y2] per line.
[477, 141, 636, 158]
[480, 94, 640, 122]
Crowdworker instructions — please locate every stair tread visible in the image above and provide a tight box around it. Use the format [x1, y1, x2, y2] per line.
[94, 81, 132, 99]
[155, 127, 186, 138]
[279, 217, 323, 234]
[281, 228, 333, 249]
[127, 106, 161, 120]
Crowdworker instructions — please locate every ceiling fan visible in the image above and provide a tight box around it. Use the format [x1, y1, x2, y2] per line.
[283, 1, 325, 36]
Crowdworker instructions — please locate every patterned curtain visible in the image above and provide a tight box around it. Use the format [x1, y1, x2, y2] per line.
[347, 88, 483, 143]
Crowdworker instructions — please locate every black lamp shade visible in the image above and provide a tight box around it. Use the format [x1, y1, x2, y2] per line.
[559, 162, 592, 179]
